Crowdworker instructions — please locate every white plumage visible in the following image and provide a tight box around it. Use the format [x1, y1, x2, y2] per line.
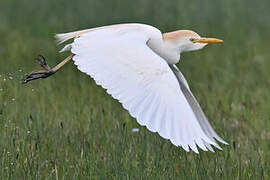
[55, 23, 227, 153]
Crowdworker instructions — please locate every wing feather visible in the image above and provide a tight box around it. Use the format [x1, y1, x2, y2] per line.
[170, 65, 227, 148]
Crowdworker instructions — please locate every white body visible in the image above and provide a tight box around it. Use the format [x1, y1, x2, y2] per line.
[55, 23, 226, 153]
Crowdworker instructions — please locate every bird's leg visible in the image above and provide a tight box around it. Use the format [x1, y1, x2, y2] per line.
[22, 54, 74, 84]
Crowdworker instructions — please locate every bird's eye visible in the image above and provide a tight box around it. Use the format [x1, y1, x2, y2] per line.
[190, 38, 196, 43]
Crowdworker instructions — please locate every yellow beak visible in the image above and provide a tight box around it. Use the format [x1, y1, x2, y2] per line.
[192, 37, 223, 44]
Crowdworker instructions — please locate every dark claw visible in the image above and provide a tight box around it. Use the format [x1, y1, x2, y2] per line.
[22, 55, 54, 84]
[22, 54, 73, 84]
[35, 55, 51, 70]
[22, 70, 54, 84]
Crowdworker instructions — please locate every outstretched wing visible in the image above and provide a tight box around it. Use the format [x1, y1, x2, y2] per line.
[170, 65, 228, 152]
[57, 24, 225, 153]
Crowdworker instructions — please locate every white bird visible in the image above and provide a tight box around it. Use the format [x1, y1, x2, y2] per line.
[24, 23, 227, 153]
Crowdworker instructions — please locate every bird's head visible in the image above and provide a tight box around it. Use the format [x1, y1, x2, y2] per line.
[163, 30, 223, 53]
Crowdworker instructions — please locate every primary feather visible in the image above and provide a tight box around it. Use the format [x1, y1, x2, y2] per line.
[55, 23, 227, 153]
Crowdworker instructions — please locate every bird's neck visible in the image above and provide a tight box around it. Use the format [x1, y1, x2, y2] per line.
[148, 38, 180, 65]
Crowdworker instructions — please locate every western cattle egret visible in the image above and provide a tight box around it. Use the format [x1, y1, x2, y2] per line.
[24, 23, 227, 153]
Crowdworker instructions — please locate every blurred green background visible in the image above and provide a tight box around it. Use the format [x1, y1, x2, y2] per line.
[0, 0, 269, 179]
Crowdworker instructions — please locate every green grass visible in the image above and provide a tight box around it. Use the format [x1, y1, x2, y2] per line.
[0, 0, 270, 179]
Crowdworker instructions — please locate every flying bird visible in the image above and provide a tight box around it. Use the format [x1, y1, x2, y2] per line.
[24, 23, 227, 153]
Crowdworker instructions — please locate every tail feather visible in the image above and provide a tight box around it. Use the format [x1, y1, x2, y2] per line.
[59, 44, 72, 53]
[55, 32, 78, 44]
[55, 29, 94, 44]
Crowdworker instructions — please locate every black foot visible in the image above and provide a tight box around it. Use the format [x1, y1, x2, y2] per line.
[22, 55, 54, 84]
[23, 70, 54, 84]
[36, 55, 51, 70]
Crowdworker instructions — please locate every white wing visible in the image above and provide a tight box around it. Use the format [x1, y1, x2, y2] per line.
[57, 24, 225, 153]
[170, 65, 228, 152]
